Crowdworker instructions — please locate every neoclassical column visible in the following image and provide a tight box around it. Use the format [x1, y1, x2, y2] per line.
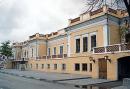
[103, 22, 110, 46]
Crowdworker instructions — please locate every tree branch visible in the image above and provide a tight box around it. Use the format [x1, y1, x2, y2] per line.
[123, 0, 130, 17]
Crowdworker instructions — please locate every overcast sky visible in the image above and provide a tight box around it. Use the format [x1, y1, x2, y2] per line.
[0, 0, 87, 43]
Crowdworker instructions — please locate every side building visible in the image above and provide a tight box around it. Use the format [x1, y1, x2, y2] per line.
[12, 5, 130, 80]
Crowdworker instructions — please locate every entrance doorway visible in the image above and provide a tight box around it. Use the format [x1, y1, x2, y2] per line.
[98, 58, 107, 79]
[118, 56, 130, 80]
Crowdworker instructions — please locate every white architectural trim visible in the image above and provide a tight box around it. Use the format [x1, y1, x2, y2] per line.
[48, 37, 67, 46]
[68, 19, 119, 33]
[69, 19, 107, 33]
[67, 32, 71, 57]
[90, 32, 97, 51]
[90, 32, 97, 36]
[103, 24, 109, 46]
[82, 33, 88, 37]
[74, 35, 81, 39]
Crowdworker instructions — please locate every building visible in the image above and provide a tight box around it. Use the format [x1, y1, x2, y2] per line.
[11, 5, 130, 80]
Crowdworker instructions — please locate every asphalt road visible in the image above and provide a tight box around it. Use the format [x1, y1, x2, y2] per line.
[0, 73, 78, 89]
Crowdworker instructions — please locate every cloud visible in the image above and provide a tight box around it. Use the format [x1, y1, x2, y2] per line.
[0, 0, 86, 43]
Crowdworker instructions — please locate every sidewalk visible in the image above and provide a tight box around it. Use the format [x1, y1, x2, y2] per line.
[0, 69, 112, 86]
[112, 86, 128, 89]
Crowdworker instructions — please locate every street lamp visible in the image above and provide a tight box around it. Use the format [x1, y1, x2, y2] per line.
[104, 55, 111, 63]
[89, 56, 96, 63]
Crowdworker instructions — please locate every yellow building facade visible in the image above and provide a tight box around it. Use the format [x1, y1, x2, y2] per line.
[12, 5, 130, 80]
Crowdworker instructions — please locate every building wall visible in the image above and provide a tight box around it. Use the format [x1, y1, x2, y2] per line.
[28, 56, 93, 76]
[11, 6, 130, 81]
[47, 36, 67, 55]
[12, 46, 22, 60]
[69, 25, 104, 57]
[109, 24, 120, 45]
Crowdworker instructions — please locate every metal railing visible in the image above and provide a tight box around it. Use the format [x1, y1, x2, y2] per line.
[93, 43, 130, 54]
[36, 54, 68, 60]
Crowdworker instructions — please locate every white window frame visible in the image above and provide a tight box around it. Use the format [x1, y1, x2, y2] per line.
[75, 36, 81, 53]
[82, 33, 88, 52]
[59, 45, 64, 55]
[90, 32, 97, 51]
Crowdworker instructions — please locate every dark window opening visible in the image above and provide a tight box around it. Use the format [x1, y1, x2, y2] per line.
[76, 39, 80, 53]
[47, 64, 50, 69]
[32, 49, 33, 57]
[41, 64, 44, 69]
[36, 64, 38, 69]
[54, 64, 57, 70]
[83, 37, 88, 52]
[90, 63, 92, 72]
[82, 63, 87, 71]
[62, 64, 66, 70]
[30, 64, 32, 68]
[60, 46, 63, 55]
[75, 63, 80, 71]
[91, 35, 96, 49]
[48, 48, 51, 56]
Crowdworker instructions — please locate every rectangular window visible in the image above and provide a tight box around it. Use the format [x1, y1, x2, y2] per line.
[24, 51, 26, 57]
[90, 63, 92, 72]
[47, 64, 50, 69]
[48, 48, 51, 56]
[76, 38, 80, 53]
[32, 49, 33, 57]
[60, 46, 63, 55]
[75, 63, 80, 71]
[83, 37, 88, 52]
[30, 64, 32, 68]
[36, 64, 38, 69]
[54, 47, 56, 55]
[54, 64, 57, 70]
[41, 64, 44, 69]
[27, 51, 28, 58]
[82, 63, 87, 71]
[91, 35, 96, 49]
[62, 64, 66, 70]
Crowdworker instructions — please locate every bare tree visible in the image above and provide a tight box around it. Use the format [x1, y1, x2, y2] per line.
[86, 0, 130, 17]
[123, 0, 130, 16]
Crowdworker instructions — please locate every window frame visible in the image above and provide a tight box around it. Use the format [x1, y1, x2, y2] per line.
[59, 45, 63, 55]
[47, 64, 50, 69]
[82, 63, 88, 71]
[90, 32, 97, 50]
[62, 64, 66, 71]
[75, 38, 80, 53]
[41, 64, 44, 69]
[54, 64, 57, 70]
[75, 63, 80, 71]
[53, 47, 56, 55]
[90, 63, 92, 72]
[36, 64, 38, 69]
[82, 34, 88, 52]
[48, 48, 51, 56]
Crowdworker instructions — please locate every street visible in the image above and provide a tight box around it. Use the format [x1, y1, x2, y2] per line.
[0, 73, 78, 89]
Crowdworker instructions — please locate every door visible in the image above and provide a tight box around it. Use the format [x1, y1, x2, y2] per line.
[99, 58, 107, 79]
[118, 56, 130, 80]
